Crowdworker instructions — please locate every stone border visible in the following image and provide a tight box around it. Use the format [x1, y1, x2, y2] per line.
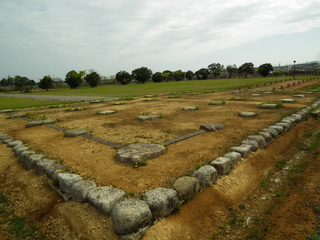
[1, 98, 319, 238]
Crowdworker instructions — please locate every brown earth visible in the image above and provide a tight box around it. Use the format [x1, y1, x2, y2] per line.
[0, 78, 319, 239]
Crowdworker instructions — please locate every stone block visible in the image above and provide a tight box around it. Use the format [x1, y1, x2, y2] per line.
[136, 115, 161, 121]
[224, 152, 241, 167]
[183, 107, 198, 111]
[231, 145, 252, 158]
[98, 110, 116, 115]
[211, 157, 232, 175]
[238, 112, 257, 117]
[173, 176, 200, 202]
[269, 125, 284, 134]
[35, 159, 56, 176]
[19, 150, 35, 165]
[258, 132, 272, 144]
[194, 165, 218, 187]
[247, 135, 267, 149]
[71, 180, 97, 203]
[111, 199, 152, 235]
[280, 99, 294, 103]
[58, 173, 83, 195]
[262, 128, 278, 138]
[25, 154, 44, 170]
[241, 140, 259, 151]
[275, 122, 290, 131]
[12, 146, 29, 156]
[46, 164, 65, 181]
[200, 123, 225, 132]
[143, 188, 179, 218]
[260, 104, 278, 109]
[7, 140, 23, 147]
[65, 129, 89, 137]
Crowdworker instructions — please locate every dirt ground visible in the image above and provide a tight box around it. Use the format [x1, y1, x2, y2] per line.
[0, 78, 319, 239]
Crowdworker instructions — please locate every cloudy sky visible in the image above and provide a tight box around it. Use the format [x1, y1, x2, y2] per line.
[1, 0, 320, 81]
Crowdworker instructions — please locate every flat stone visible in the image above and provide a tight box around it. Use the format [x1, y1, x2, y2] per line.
[143, 188, 179, 218]
[12, 146, 29, 156]
[211, 157, 232, 175]
[10, 113, 26, 119]
[116, 143, 166, 164]
[280, 99, 294, 103]
[231, 145, 252, 158]
[136, 115, 161, 121]
[224, 152, 242, 167]
[88, 186, 126, 215]
[35, 158, 56, 176]
[0, 109, 14, 113]
[260, 104, 278, 109]
[269, 125, 284, 134]
[247, 135, 267, 149]
[173, 176, 200, 202]
[58, 173, 83, 195]
[258, 131, 273, 144]
[65, 129, 89, 137]
[183, 107, 198, 111]
[111, 199, 152, 235]
[293, 95, 306, 98]
[194, 165, 218, 187]
[98, 110, 116, 115]
[275, 122, 290, 131]
[252, 94, 260, 97]
[71, 180, 97, 203]
[209, 101, 225, 105]
[262, 128, 278, 138]
[239, 112, 257, 117]
[26, 119, 57, 128]
[241, 140, 259, 151]
[7, 140, 23, 147]
[200, 123, 225, 132]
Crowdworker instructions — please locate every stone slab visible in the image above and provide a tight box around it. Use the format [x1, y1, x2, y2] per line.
[200, 123, 225, 132]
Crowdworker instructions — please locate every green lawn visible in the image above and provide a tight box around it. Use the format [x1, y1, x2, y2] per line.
[0, 98, 72, 111]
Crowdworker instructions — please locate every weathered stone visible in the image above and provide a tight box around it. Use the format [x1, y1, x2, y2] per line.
[282, 116, 298, 124]
[116, 143, 166, 164]
[111, 199, 152, 235]
[293, 95, 306, 98]
[310, 109, 320, 117]
[241, 140, 259, 152]
[35, 159, 56, 176]
[275, 122, 290, 131]
[12, 146, 29, 156]
[291, 114, 303, 121]
[247, 135, 267, 149]
[262, 128, 278, 138]
[281, 119, 294, 127]
[231, 145, 252, 158]
[173, 176, 200, 202]
[46, 164, 65, 181]
[7, 140, 23, 147]
[269, 125, 284, 134]
[211, 157, 232, 175]
[136, 115, 161, 121]
[0, 109, 13, 113]
[183, 107, 198, 111]
[209, 101, 225, 105]
[58, 173, 83, 195]
[224, 152, 242, 167]
[2, 137, 13, 144]
[194, 165, 218, 187]
[143, 188, 179, 218]
[260, 104, 278, 109]
[0, 132, 8, 140]
[64, 129, 89, 137]
[88, 186, 126, 215]
[280, 99, 294, 103]
[26, 119, 57, 128]
[200, 123, 225, 132]
[9, 113, 26, 119]
[25, 154, 44, 170]
[71, 180, 97, 203]
[238, 112, 257, 117]
[252, 94, 260, 97]
[98, 110, 116, 115]
[19, 150, 35, 165]
[258, 131, 273, 144]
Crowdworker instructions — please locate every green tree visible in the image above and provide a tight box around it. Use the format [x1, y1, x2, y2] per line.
[152, 72, 164, 83]
[238, 62, 254, 78]
[226, 64, 237, 78]
[38, 75, 54, 91]
[173, 70, 185, 81]
[208, 63, 224, 78]
[115, 70, 132, 85]
[84, 70, 100, 87]
[132, 67, 152, 83]
[195, 68, 210, 80]
[258, 63, 273, 77]
[14, 75, 29, 92]
[161, 70, 173, 81]
[185, 70, 194, 80]
[65, 70, 85, 89]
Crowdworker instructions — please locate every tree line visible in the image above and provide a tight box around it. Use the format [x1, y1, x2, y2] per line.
[1, 62, 275, 91]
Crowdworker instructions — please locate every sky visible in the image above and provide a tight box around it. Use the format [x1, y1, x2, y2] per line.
[1, 0, 320, 81]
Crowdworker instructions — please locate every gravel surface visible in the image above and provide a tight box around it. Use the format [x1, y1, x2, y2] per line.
[0, 93, 117, 102]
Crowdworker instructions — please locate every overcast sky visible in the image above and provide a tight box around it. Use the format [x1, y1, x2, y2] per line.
[1, 0, 320, 81]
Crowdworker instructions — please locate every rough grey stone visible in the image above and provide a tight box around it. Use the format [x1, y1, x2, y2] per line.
[26, 119, 57, 128]
[173, 176, 200, 202]
[238, 112, 257, 117]
[224, 152, 242, 167]
[98, 110, 116, 115]
[111, 199, 152, 235]
[88, 186, 126, 215]
[46, 164, 65, 181]
[35, 159, 56, 176]
[183, 107, 198, 111]
[291, 114, 303, 121]
[200, 123, 225, 132]
[136, 115, 161, 121]
[269, 125, 284, 134]
[65, 129, 89, 137]
[293, 94, 306, 98]
[262, 128, 278, 138]
[7, 140, 23, 147]
[209, 101, 225, 105]
[143, 188, 179, 218]
[211, 157, 232, 175]
[0, 133, 8, 140]
[252, 94, 260, 97]
[275, 122, 290, 131]
[58, 173, 83, 195]
[241, 140, 259, 152]
[247, 135, 267, 149]
[9, 113, 26, 119]
[13, 146, 29, 156]
[310, 109, 320, 117]
[2, 137, 13, 144]
[19, 150, 35, 165]
[194, 165, 218, 187]
[258, 131, 273, 144]
[116, 143, 166, 164]
[25, 154, 44, 170]
[231, 145, 252, 158]
[280, 99, 294, 103]
[281, 119, 294, 127]
[260, 104, 278, 109]
[0, 109, 13, 113]
[71, 180, 97, 203]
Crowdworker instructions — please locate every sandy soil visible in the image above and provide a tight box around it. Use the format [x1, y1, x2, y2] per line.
[0, 78, 319, 239]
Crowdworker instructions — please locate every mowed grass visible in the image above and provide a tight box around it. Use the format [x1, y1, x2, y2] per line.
[20, 76, 314, 98]
[0, 97, 72, 110]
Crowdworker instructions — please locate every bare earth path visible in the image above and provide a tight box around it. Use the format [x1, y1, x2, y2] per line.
[0, 79, 319, 239]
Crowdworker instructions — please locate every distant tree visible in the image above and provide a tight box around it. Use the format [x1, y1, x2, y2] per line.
[14, 75, 29, 92]
[38, 75, 54, 91]
[173, 70, 185, 81]
[84, 70, 100, 87]
[258, 63, 273, 77]
[65, 70, 85, 89]
[132, 67, 152, 83]
[208, 63, 224, 78]
[161, 70, 173, 81]
[238, 62, 254, 78]
[152, 72, 164, 83]
[226, 64, 237, 78]
[195, 68, 210, 80]
[185, 70, 194, 80]
[115, 70, 132, 85]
